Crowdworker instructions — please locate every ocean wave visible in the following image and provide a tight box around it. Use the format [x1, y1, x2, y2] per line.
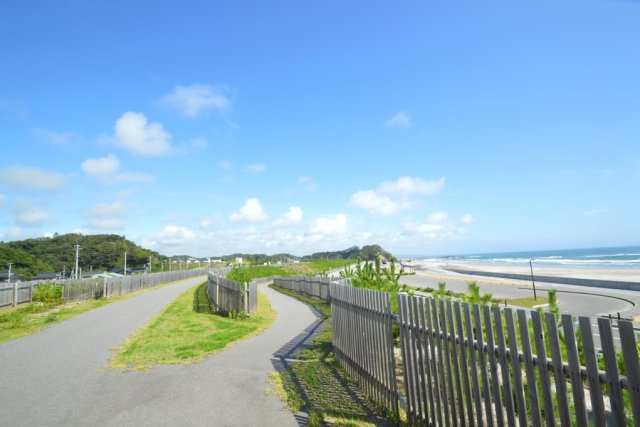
[584, 253, 640, 258]
[455, 256, 640, 268]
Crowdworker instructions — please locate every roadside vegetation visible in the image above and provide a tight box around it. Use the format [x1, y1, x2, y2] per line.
[225, 259, 356, 283]
[108, 281, 275, 370]
[340, 256, 411, 313]
[269, 284, 395, 427]
[0, 280, 194, 343]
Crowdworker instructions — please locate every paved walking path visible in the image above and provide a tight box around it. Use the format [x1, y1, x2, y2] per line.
[0, 278, 319, 426]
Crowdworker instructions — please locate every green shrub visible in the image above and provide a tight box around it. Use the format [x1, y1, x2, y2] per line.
[32, 284, 62, 303]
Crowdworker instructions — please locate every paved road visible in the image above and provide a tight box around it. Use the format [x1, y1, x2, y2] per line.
[400, 267, 640, 318]
[0, 278, 318, 426]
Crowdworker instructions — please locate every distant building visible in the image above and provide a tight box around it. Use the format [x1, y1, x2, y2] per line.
[0, 271, 23, 283]
[34, 272, 64, 281]
[235, 257, 243, 264]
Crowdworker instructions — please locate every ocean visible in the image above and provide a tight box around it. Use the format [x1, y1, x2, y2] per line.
[415, 246, 640, 270]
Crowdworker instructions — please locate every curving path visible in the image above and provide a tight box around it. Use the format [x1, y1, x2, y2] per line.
[0, 277, 319, 426]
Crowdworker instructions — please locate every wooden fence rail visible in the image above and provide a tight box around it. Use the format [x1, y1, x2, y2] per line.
[207, 271, 257, 315]
[325, 284, 640, 427]
[396, 292, 640, 427]
[330, 283, 399, 419]
[272, 276, 350, 301]
[0, 268, 209, 307]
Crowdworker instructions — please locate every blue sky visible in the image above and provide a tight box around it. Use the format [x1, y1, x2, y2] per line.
[1, 1, 639, 257]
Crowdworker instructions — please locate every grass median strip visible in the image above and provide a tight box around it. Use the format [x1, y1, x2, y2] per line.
[268, 285, 394, 427]
[0, 279, 203, 344]
[108, 281, 275, 371]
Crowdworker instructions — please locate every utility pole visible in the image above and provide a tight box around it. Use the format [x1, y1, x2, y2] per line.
[169, 257, 172, 271]
[124, 251, 127, 276]
[7, 263, 12, 284]
[529, 259, 537, 300]
[74, 245, 80, 280]
[148, 255, 152, 273]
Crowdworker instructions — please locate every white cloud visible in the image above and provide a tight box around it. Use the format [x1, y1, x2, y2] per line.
[219, 160, 233, 172]
[88, 200, 130, 230]
[379, 176, 445, 196]
[349, 191, 399, 216]
[298, 176, 317, 191]
[82, 154, 120, 177]
[385, 111, 411, 129]
[31, 128, 81, 145]
[159, 84, 230, 118]
[350, 176, 445, 216]
[427, 211, 449, 223]
[111, 112, 172, 156]
[243, 163, 267, 173]
[273, 207, 303, 227]
[461, 214, 475, 224]
[403, 211, 470, 239]
[156, 225, 197, 246]
[6, 226, 24, 239]
[309, 214, 348, 236]
[0, 166, 66, 191]
[17, 207, 52, 226]
[81, 154, 154, 184]
[200, 217, 217, 230]
[581, 208, 609, 216]
[230, 198, 267, 223]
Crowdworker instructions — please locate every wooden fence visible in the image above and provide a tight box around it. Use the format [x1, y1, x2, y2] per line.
[207, 271, 258, 315]
[326, 285, 640, 426]
[0, 282, 37, 308]
[397, 292, 640, 426]
[272, 276, 351, 301]
[330, 283, 399, 419]
[0, 268, 209, 308]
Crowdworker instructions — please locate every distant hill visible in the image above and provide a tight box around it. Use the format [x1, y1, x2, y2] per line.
[302, 245, 393, 261]
[0, 245, 53, 281]
[3, 233, 165, 280]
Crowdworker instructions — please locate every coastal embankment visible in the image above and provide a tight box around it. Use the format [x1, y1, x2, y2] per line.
[443, 265, 640, 291]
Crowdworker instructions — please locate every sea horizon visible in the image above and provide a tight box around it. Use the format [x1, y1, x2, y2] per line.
[401, 245, 640, 270]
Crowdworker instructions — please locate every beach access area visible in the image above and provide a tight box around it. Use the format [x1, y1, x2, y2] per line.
[400, 262, 640, 321]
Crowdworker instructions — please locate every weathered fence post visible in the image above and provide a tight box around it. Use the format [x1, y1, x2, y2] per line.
[243, 282, 248, 313]
[29, 282, 34, 303]
[13, 281, 18, 306]
[216, 274, 220, 311]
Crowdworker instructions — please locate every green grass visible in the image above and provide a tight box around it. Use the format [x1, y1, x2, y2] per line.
[226, 265, 297, 282]
[225, 260, 355, 282]
[268, 284, 395, 427]
[303, 259, 355, 274]
[108, 281, 275, 370]
[0, 278, 201, 343]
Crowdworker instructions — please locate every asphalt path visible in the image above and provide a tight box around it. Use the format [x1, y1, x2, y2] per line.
[400, 267, 640, 318]
[0, 277, 318, 426]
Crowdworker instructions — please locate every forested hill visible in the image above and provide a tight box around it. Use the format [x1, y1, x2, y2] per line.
[2, 233, 164, 280]
[302, 245, 393, 261]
